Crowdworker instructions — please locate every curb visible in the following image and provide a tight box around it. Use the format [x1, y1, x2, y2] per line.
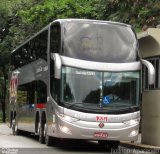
[120, 142, 160, 151]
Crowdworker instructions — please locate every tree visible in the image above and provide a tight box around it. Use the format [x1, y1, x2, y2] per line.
[0, 0, 41, 122]
[18, 0, 98, 35]
[0, 0, 159, 122]
[95, 0, 160, 31]
[0, 53, 9, 122]
[0, 5, 12, 122]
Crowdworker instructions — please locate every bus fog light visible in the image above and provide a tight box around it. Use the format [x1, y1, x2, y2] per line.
[59, 125, 72, 135]
[129, 130, 138, 137]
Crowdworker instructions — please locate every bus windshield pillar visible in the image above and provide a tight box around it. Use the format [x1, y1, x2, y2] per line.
[51, 53, 62, 79]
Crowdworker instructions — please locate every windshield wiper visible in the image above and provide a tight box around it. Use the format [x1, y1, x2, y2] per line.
[64, 102, 93, 107]
[64, 102, 83, 107]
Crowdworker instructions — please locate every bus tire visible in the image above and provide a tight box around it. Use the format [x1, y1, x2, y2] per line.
[45, 135, 53, 146]
[45, 130, 59, 147]
[12, 119, 22, 135]
[16, 129, 23, 135]
[39, 123, 45, 144]
[39, 130, 45, 144]
[10, 112, 13, 128]
[44, 123, 51, 146]
[12, 119, 16, 135]
[44, 124, 55, 146]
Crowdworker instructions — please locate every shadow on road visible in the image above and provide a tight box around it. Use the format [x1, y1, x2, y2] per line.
[23, 132, 113, 152]
[55, 140, 112, 152]
[11, 132, 116, 153]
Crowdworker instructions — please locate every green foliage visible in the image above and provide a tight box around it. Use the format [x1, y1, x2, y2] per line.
[19, 0, 98, 35]
[0, 0, 38, 122]
[0, 0, 159, 51]
[95, 0, 160, 31]
[0, 0, 159, 122]
[1, 0, 159, 51]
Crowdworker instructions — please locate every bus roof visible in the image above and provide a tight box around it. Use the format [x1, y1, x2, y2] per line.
[11, 19, 132, 54]
[52, 18, 131, 28]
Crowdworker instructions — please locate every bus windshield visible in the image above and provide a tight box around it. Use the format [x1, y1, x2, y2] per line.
[62, 21, 137, 63]
[61, 66, 140, 113]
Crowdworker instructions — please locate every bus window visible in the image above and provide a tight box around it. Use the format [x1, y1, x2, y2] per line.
[29, 39, 36, 60]
[11, 29, 48, 70]
[11, 48, 22, 69]
[36, 30, 48, 60]
[17, 85, 28, 107]
[36, 81, 47, 104]
[17, 82, 36, 108]
[27, 82, 35, 106]
[50, 24, 61, 53]
[50, 24, 61, 101]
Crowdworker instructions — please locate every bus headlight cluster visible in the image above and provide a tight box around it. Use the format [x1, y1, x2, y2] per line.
[129, 130, 138, 137]
[59, 125, 72, 135]
[124, 119, 139, 126]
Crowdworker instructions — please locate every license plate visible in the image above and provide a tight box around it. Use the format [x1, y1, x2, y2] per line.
[94, 132, 108, 138]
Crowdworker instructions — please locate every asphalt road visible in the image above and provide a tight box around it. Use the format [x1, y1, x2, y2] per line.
[0, 123, 158, 154]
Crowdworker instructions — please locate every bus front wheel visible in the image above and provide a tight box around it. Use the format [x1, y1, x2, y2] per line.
[45, 135, 53, 146]
[44, 123, 52, 146]
[44, 124, 59, 146]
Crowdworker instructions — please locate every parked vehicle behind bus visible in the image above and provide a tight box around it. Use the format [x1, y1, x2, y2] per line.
[8, 19, 155, 148]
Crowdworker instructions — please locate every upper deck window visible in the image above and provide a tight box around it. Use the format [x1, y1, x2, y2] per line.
[11, 30, 48, 69]
[50, 23, 61, 53]
[62, 21, 137, 63]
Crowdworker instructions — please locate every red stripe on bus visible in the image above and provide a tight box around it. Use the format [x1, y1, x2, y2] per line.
[36, 104, 46, 109]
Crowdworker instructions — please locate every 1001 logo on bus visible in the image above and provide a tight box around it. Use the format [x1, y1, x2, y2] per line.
[96, 116, 108, 122]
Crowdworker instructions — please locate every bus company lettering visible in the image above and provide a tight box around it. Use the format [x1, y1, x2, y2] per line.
[36, 66, 48, 73]
[43, 66, 48, 71]
[36, 66, 42, 73]
[96, 116, 108, 122]
[75, 70, 95, 76]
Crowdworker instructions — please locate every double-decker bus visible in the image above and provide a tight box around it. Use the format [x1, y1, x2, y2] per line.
[8, 19, 155, 148]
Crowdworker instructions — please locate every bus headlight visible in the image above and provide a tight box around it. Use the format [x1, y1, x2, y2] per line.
[59, 125, 72, 135]
[124, 119, 139, 126]
[129, 130, 138, 137]
[56, 111, 79, 122]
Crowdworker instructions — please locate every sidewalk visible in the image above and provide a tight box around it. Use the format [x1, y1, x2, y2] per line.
[120, 134, 160, 151]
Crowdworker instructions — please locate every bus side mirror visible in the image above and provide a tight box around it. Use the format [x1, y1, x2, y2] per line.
[141, 59, 155, 85]
[51, 53, 62, 79]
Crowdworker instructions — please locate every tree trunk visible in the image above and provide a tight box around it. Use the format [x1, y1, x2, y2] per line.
[1, 66, 7, 122]
[1, 100, 6, 122]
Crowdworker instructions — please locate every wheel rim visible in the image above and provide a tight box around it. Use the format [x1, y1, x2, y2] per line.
[37, 122, 41, 134]
[44, 124, 49, 144]
[44, 123, 47, 138]
[12, 119, 16, 135]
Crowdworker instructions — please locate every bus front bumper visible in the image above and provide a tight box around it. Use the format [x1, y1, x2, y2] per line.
[53, 113, 139, 142]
